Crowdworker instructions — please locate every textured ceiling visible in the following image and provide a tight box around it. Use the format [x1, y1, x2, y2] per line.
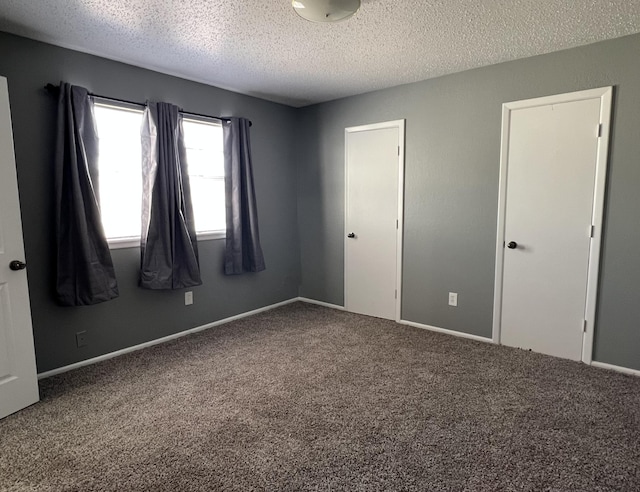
[0, 1, 639, 107]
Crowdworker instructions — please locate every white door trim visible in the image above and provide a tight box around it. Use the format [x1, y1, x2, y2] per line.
[344, 119, 406, 321]
[492, 87, 613, 364]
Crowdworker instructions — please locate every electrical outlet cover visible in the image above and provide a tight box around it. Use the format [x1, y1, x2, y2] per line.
[75, 331, 88, 348]
[448, 292, 458, 307]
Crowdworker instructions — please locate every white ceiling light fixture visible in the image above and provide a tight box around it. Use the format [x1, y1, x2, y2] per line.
[292, 0, 361, 23]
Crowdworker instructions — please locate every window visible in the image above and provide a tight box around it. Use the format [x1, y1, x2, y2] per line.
[182, 118, 225, 235]
[94, 103, 143, 242]
[93, 102, 225, 248]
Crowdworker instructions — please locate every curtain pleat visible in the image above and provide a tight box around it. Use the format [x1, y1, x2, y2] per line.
[223, 117, 266, 274]
[54, 83, 119, 306]
[140, 102, 201, 289]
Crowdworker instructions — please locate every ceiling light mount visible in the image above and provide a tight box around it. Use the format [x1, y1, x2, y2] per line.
[292, 0, 361, 23]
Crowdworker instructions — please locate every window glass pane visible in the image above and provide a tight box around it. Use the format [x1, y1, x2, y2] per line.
[190, 178, 226, 233]
[94, 104, 143, 240]
[183, 118, 226, 232]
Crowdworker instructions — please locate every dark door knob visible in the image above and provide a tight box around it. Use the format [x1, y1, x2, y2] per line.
[347, 233, 355, 238]
[9, 260, 27, 271]
[507, 241, 518, 249]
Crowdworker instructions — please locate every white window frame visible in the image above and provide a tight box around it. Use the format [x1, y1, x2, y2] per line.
[92, 100, 226, 249]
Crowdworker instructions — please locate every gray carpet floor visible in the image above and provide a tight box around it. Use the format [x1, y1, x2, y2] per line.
[1, 302, 639, 491]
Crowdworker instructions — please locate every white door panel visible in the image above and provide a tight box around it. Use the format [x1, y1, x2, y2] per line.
[0, 76, 39, 419]
[500, 97, 602, 361]
[345, 124, 402, 320]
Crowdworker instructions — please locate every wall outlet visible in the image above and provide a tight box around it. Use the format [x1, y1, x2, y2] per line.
[448, 292, 458, 307]
[75, 331, 88, 348]
[185, 291, 193, 306]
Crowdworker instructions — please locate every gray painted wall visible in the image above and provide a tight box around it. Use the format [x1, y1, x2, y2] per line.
[0, 33, 301, 373]
[296, 34, 640, 370]
[2, 30, 639, 374]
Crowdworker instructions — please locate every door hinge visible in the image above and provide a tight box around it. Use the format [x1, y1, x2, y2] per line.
[582, 319, 588, 332]
[597, 123, 603, 138]
[395, 289, 397, 299]
[396, 219, 399, 229]
[589, 225, 595, 238]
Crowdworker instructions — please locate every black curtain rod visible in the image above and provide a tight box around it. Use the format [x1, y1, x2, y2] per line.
[44, 84, 251, 126]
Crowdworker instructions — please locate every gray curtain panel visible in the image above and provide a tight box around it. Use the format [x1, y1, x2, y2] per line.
[54, 83, 119, 306]
[223, 117, 266, 274]
[140, 102, 201, 289]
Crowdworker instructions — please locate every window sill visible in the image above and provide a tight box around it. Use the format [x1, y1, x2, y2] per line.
[108, 237, 140, 249]
[196, 230, 226, 241]
[107, 231, 226, 250]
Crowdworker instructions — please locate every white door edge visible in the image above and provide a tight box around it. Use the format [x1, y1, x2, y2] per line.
[344, 119, 406, 322]
[492, 87, 613, 364]
[0, 75, 39, 419]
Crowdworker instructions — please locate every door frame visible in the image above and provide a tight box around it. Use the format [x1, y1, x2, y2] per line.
[492, 87, 613, 364]
[344, 119, 406, 321]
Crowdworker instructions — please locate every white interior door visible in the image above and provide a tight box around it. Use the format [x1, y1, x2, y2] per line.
[497, 89, 610, 361]
[345, 121, 404, 320]
[0, 76, 39, 419]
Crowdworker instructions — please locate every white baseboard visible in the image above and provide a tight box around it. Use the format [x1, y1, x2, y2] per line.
[591, 361, 640, 377]
[42, 296, 633, 382]
[297, 299, 492, 345]
[38, 297, 300, 380]
[296, 297, 345, 310]
[399, 319, 494, 344]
